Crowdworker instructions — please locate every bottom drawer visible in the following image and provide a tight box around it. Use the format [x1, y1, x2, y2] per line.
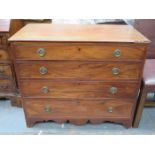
[0, 79, 16, 93]
[24, 98, 134, 119]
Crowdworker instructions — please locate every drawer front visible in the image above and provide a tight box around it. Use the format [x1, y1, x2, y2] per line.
[20, 80, 139, 99]
[0, 79, 15, 92]
[14, 44, 145, 61]
[17, 62, 142, 80]
[0, 64, 12, 78]
[0, 49, 9, 61]
[24, 98, 133, 118]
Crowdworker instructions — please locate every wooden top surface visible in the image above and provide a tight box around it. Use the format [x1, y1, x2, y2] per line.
[0, 19, 11, 33]
[9, 24, 150, 43]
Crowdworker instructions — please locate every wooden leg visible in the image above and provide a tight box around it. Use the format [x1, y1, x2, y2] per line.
[26, 118, 35, 128]
[123, 120, 132, 129]
[0, 93, 22, 107]
[133, 84, 147, 128]
[9, 95, 22, 107]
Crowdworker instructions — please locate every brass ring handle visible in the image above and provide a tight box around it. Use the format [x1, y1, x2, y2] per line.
[113, 49, 121, 57]
[44, 105, 52, 113]
[37, 48, 46, 57]
[107, 107, 113, 113]
[42, 86, 49, 94]
[110, 87, 118, 94]
[39, 67, 48, 75]
[112, 67, 120, 75]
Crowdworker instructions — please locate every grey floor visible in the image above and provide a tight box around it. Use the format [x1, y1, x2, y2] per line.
[0, 100, 155, 135]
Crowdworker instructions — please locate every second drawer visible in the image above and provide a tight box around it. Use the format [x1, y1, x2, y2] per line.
[20, 80, 139, 99]
[16, 62, 142, 80]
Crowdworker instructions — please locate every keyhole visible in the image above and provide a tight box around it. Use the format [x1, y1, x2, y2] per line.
[78, 48, 81, 51]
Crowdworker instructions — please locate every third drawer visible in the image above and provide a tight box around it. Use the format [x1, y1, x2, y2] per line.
[20, 80, 139, 99]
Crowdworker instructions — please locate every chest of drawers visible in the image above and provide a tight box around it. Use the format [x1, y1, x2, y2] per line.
[0, 19, 23, 106]
[9, 24, 150, 128]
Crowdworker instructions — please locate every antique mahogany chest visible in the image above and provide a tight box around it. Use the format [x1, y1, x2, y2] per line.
[9, 24, 150, 128]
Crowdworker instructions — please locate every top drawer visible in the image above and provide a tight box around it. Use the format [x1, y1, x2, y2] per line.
[13, 43, 146, 61]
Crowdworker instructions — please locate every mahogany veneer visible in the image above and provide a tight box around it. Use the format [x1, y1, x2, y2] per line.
[9, 24, 150, 128]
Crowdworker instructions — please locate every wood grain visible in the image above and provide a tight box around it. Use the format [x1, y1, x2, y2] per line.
[16, 61, 142, 80]
[24, 98, 133, 119]
[14, 43, 146, 61]
[9, 24, 150, 128]
[20, 80, 139, 99]
[9, 24, 150, 43]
